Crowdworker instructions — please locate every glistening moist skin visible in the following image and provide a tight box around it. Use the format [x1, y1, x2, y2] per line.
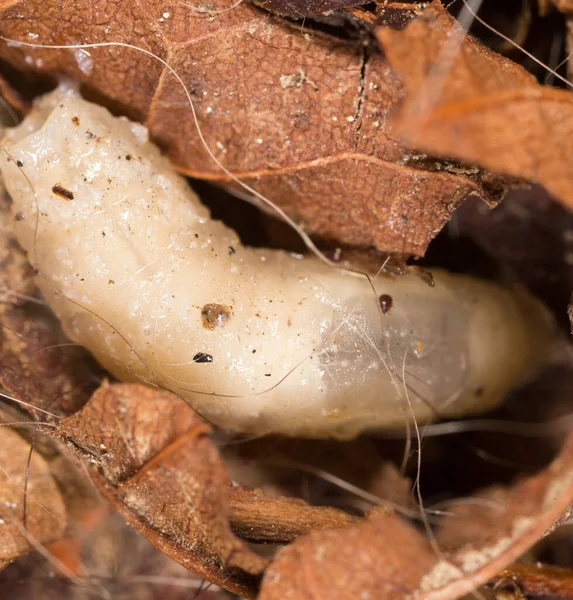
[0, 88, 559, 438]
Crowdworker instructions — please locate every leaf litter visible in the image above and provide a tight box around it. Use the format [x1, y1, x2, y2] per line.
[0, 1, 572, 599]
[0, 0, 516, 257]
[377, 0, 573, 214]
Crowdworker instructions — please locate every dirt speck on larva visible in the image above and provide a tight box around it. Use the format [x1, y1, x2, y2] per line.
[52, 183, 74, 201]
[378, 294, 393, 314]
[201, 303, 232, 330]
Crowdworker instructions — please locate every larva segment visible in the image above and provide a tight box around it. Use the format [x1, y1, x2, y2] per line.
[0, 89, 558, 438]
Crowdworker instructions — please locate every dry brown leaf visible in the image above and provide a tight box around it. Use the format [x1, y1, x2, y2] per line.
[0, 427, 67, 570]
[415, 434, 573, 600]
[259, 508, 436, 600]
[0, 0, 512, 256]
[56, 382, 201, 484]
[56, 382, 266, 597]
[376, 1, 573, 212]
[0, 298, 96, 420]
[55, 383, 362, 597]
[256, 428, 573, 599]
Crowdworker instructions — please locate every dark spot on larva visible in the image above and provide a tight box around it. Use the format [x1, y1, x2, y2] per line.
[85, 130, 94, 139]
[228, 246, 236, 255]
[102, 231, 106, 236]
[379, 294, 393, 314]
[16, 160, 24, 168]
[252, 349, 256, 353]
[108, 279, 115, 285]
[418, 268, 435, 288]
[195, 233, 199, 238]
[72, 116, 80, 126]
[264, 373, 271, 377]
[14, 212, 24, 221]
[474, 386, 484, 397]
[52, 184, 74, 201]
[201, 303, 232, 330]
[193, 352, 213, 363]
[125, 154, 132, 160]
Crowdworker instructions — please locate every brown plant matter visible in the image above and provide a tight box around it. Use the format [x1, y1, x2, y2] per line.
[0, 0, 516, 257]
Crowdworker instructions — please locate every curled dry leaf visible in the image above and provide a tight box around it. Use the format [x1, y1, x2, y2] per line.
[0, 0, 512, 256]
[259, 509, 436, 600]
[417, 433, 573, 600]
[258, 430, 573, 599]
[0, 165, 96, 419]
[56, 382, 266, 598]
[56, 383, 358, 597]
[0, 427, 67, 571]
[376, 0, 573, 213]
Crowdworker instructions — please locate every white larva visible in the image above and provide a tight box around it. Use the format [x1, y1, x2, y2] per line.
[0, 89, 559, 438]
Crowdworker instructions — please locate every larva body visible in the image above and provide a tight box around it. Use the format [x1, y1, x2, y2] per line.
[0, 89, 557, 438]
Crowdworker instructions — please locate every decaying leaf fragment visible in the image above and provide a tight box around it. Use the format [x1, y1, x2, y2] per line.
[56, 382, 266, 598]
[417, 433, 573, 600]
[377, 0, 573, 212]
[55, 383, 359, 597]
[0, 0, 513, 256]
[0, 427, 67, 571]
[254, 428, 573, 599]
[259, 509, 436, 600]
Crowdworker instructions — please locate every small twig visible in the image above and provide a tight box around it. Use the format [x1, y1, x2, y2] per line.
[493, 563, 573, 599]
